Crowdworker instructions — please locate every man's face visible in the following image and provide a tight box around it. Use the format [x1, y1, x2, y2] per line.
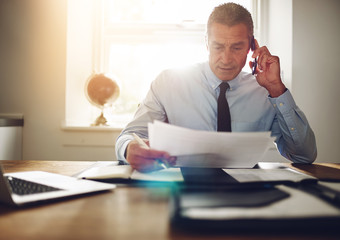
[207, 22, 250, 81]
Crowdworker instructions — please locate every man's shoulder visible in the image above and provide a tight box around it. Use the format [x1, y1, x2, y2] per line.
[155, 62, 208, 83]
[236, 71, 269, 95]
[160, 62, 207, 75]
[238, 71, 256, 82]
[238, 71, 262, 88]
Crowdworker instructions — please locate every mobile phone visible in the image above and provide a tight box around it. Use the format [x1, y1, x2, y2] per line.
[251, 36, 257, 75]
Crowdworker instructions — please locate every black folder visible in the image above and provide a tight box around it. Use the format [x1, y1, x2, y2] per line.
[170, 182, 340, 233]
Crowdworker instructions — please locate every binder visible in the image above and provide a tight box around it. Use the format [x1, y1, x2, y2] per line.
[170, 183, 340, 232]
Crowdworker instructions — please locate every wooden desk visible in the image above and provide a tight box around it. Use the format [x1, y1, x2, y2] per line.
[1, 160, 340, 240]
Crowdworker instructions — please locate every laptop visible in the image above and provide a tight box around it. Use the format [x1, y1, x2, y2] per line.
[0, 162, 115, 206]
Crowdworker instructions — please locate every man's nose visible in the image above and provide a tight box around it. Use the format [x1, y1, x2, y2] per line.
[221, 49, 233, 64]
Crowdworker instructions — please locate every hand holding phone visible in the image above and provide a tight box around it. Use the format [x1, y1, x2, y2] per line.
[250, 37, 286, 97]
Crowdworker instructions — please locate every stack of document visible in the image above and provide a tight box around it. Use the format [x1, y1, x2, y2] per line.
[148, 121, 276, 168]
[75, 162, 316, 184]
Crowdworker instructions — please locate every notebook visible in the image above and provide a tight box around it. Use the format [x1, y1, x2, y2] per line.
[0, 162, 115, 206]
[75, 163, 184, 183]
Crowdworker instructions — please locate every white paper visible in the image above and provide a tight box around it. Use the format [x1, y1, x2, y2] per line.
[131, 168, 184, 182]
[148, 121, 275, 168]
[74, 161, 131, 179]
[318, 181, 340, 192]
[223, 168, 316, 183]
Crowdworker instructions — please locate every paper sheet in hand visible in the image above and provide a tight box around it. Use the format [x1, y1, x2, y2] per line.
[148, 121, 275, 168]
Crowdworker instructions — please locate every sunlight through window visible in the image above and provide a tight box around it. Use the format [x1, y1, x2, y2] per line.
[66, 0, 255, 127]
[101, 0, 253, 124]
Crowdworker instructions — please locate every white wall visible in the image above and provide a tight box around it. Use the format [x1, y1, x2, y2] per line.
[263, 0, 340, 163]
[292, 0, 340, 163]
[259, 0, 293, 90]
[0, 0, 120, 161]
[0, 0, 339, 163]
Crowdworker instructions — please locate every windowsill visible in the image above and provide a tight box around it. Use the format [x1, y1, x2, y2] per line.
[60, 120, 123, 148]
[61, 121, 124, 132]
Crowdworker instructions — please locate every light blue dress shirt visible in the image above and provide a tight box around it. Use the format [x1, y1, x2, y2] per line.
[115, 61, 317, 164]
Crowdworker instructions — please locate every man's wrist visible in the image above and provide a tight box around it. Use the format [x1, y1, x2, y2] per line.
[124, 141, 131, 159]
[267, 83, 287, 98]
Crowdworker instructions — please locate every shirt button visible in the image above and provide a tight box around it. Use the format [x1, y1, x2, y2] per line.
[291, 127, 295, 131]
[273, 104, 277, 107]
[279, 103, 284, 107]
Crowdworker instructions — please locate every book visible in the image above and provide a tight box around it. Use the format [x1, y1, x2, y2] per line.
[75, 162, 184, 182]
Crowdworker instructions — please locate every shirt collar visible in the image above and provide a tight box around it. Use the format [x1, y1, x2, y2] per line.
[203, 61, 241, 91]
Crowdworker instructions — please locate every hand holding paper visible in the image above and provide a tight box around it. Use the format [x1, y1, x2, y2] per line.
[125, 133, 176, 172]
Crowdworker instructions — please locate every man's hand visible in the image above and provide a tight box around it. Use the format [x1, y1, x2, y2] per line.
[126, 139, 176, 172]
[250, 39, 286, 97]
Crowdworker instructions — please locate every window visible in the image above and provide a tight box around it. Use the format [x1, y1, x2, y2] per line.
[65, 0, 256, 128]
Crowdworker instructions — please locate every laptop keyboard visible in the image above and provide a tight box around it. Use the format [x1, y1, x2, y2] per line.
[6, 176, 62, 195]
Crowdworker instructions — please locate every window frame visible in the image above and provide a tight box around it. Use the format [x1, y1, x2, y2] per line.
[65, 0, 258, 129]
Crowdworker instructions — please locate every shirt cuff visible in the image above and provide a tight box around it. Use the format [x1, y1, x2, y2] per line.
[116, 135, 134, 162]
[268, 89, 297, 114]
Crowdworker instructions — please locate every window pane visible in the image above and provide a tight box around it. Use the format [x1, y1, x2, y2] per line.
[65, 0, 255, 127]
[101, 0, 254, 124]
[105, 0, 252, 24]
[107, 41, 207, 116]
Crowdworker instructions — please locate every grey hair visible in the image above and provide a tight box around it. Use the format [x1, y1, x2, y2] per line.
[207, 3, 254, 38]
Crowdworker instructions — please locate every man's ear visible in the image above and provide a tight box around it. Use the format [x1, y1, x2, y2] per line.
[205, 35, 209, 50]
[250, 36, 255, 51]
[247, 36, 255, 54]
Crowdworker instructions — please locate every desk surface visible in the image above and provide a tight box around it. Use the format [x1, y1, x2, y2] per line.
[1, 160, 340, 240]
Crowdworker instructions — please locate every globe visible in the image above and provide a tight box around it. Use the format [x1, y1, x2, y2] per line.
[85, 73, 120, 126]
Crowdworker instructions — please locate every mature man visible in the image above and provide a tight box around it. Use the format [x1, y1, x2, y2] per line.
[115, 3, 317, 172]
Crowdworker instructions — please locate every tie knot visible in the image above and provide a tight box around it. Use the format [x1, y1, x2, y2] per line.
[219, 82, 230, 94]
